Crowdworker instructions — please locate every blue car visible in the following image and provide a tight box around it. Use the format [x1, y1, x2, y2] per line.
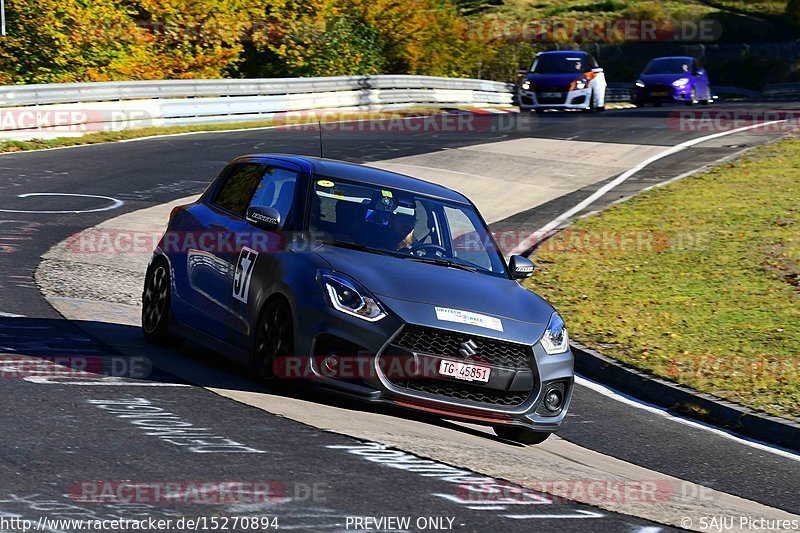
[142, 155, 575, 445]
[633, 56, 712, 107]
[518, 50, 607, 114]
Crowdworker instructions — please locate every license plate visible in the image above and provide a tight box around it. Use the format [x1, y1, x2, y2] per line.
[540, 92, 562, 98]
[438, 360, 491, 383]
[651, 91, 669, 97]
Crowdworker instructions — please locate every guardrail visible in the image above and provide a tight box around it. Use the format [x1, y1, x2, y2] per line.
[0, 76, 516, 141]
[763, 82, 800, 98]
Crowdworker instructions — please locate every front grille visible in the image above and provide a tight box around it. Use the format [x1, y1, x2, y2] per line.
[392, 378, 530, 407]
[536, 85, 568, 105]
[392, 325, 532, 370]
[646, 84, 673, 95]
[384, 326, 536, 408]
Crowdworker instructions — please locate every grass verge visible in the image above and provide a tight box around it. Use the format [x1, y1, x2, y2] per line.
[526, 139, 800, 419]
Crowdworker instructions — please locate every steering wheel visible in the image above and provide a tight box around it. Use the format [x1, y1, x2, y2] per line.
[410, 243, 447, 258]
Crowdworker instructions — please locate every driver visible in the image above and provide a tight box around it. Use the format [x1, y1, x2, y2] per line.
[388, 213, 417, 252]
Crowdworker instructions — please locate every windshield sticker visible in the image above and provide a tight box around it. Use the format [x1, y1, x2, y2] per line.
[381, 190, 393, 198]
[317, 180, 335, 188]
[435, 307, 503, 332]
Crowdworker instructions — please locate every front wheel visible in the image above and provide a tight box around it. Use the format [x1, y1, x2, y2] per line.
[686, 87, 697, 106]
[494, 426, 552, 445]
[253, 298, 294, 383]
[701, 88, 712, 105]
[584, 91, 598, 113]
[142, 259, 173, 344]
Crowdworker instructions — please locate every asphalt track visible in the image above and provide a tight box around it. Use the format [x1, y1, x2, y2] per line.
[1, 104, 799, 532]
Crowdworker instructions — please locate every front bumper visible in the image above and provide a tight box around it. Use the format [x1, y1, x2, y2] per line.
[635, 85, 693, 103]
[291, 291, 575, 432]
[519, 87, 592, 110]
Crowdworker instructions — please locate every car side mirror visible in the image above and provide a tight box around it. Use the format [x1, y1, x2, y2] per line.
[508, 255, 535, 280]
[517, 69, 529, 77]
[246, 205, 282, 231]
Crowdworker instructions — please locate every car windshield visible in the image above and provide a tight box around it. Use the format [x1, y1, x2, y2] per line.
[532, 55, 588, 74]
[644, 58, 692, 75]
[306, 177, 508, 277]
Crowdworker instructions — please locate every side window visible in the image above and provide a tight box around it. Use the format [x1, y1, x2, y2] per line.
[212, 163, 266, 217]
[444, 205, 492, 270]
[249, 167, 298, 223]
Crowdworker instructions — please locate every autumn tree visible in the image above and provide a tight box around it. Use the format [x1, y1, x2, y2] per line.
[0, 0, 161, 84]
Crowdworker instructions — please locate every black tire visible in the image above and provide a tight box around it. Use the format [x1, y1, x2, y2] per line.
[253, 298, 294, 383]
[686, 87, 697, 107]
[583, 91, 597, 113]
[494, 426, 552, 445]
[142, 259, 173, 344]
[701, 88, 712, 105]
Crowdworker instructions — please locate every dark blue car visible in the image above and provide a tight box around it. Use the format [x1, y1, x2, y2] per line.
[142, 155, 575, 445]
[633, 56, 712, 107]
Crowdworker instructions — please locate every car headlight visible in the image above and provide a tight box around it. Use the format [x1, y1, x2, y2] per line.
[635, 79, 645, 88]
[522, 80, 532, 91]
[573, 78, 588, 90]
[318, 270, 387, 322]
[541, 313, 569, 355]
[673, 78, 690, 87]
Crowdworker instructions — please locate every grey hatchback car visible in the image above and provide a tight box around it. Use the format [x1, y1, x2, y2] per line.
[143, 155, 574, 444]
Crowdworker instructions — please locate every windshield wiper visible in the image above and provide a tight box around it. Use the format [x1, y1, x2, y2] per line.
[404, 256, 477, 273]
[318, 239, 393, 256]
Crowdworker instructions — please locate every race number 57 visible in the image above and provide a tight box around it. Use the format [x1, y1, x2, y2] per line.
[233, 246, 259, 304]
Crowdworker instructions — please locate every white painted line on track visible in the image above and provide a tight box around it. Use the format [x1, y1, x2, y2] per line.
[503, 510, 605, 519]
[508, 119, 787, 256]
[576, 375, 800, 462]
[0, 193, 124, 214]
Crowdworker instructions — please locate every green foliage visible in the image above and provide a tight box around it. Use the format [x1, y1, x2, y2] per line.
[527, 140, 800, 418]
[788, 0, 800, 29]
[0, 0, 159, 83]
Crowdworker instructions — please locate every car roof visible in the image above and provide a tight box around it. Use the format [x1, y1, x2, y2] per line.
[233, 154, 472, 205]
[649, 56, 694, 62]
[537, 50, 589, 56]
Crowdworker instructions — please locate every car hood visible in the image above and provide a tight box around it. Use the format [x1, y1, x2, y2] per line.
[313, 245, 554, 326]
[527, 72, 582, 86]
[640, 73, 688, 85]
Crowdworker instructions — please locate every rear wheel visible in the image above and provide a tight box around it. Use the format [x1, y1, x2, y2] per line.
[253, 298, 294, 383]
[142, 259, 173, 344]
[494, 426, 552, 445]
